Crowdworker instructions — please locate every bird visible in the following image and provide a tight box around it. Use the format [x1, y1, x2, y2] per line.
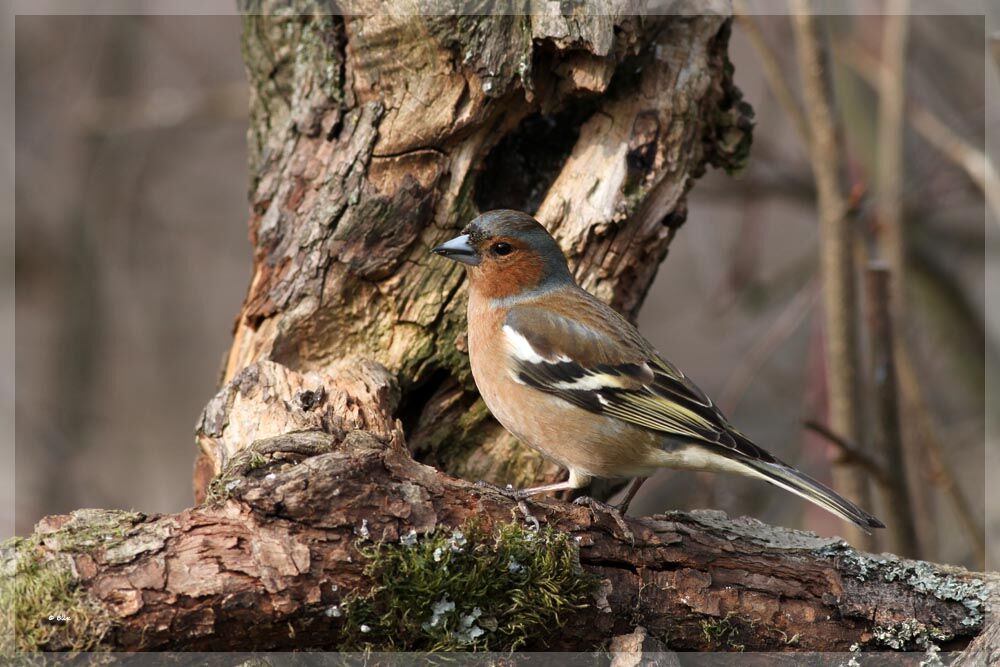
[432, 209, 885, 532]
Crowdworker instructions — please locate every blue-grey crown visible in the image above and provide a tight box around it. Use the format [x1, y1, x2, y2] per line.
[464, 210, 574, 286]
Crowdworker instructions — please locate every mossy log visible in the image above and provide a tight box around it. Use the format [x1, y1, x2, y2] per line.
[194, 1, 754, 498]
[4, 361, 996, 654]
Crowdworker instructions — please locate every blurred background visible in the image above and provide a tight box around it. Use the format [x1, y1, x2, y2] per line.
[10, 11, 996, 571]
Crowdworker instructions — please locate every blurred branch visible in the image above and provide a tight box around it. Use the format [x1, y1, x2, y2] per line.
[733, 3, 810, 147]
[896, 342, 986, 568]
[836, 40, 1000, 226]
[865, 262, 919, 557]
[802, 420, 889, 488]
[719, 277, 819, 413]
[908, 108, 1000, 226]
[870, 6, 932, 559]
[791, 3, 872, 548]
[875, 5, 909, 308]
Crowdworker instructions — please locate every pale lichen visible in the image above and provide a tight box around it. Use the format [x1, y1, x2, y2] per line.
[699, 611, 757, 652]
[35, 509, 144, 555]
[814, 541, 990, 629]
[870, 618, 950, 651]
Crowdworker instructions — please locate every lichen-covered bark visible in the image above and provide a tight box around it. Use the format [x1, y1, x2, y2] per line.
[195, 2, 753, 496]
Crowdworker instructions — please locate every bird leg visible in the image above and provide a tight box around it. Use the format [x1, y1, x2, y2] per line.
[515, 500, 541, 532]
[514, 480, 581, 498]
[477, 471, 593, 530]
[473, 480, 552, 529]
[473, 478, 580, 501]
[615, 476, 649, 515]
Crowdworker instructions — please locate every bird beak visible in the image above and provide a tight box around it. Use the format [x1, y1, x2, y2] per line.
[432, 234, 480, 266]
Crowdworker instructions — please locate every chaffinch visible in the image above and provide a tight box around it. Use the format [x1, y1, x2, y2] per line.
[433, 209, 884, 531]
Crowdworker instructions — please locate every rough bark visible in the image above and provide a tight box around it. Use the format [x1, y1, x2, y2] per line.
[5, 361, 995, 654]
[195, 1, 753, 498]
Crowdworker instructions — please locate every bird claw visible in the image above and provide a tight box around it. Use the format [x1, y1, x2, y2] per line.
[474, 482, 540, 530]
[516, 500, 541, 532]
[573, 496, 635, 545]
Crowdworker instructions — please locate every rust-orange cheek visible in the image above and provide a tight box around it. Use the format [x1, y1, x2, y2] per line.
[470, 253, 545, 300]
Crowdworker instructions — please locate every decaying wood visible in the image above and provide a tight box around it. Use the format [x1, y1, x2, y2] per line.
[197, 2, 753, 497]
[8, 361, 995, 653]
[953, 612, 1000, 667]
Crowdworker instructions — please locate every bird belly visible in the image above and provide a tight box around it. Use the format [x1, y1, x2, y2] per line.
[511, 398, 659, 477]
[475, 368, 665, 479]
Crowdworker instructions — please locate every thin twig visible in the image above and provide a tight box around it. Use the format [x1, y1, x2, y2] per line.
[908, 107, 1000, 226]
[865, 263, 919, 557]
[733, 4, 811, 148]
[802, 420, 889, 488]
[875, 5, 910, 308]
[791, 2, 873, 548]
[870, 7, 924, 559]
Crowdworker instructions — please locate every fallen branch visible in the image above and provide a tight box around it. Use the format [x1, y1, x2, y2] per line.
[3, 361, 995, 654]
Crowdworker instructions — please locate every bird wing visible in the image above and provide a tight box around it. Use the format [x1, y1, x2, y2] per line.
[502, 292, 885, 531]
[503, 294, 778, 464]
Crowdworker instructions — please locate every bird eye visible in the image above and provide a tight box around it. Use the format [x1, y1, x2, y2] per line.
[492, 242, 514, 256]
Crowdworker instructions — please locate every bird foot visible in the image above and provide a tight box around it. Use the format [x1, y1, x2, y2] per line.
[516, 500, 541, 532]
[573, 495, 635, 545]
[474, 482, 540, 530]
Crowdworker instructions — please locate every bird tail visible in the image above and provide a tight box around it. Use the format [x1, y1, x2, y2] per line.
[735, 439, 885, 533]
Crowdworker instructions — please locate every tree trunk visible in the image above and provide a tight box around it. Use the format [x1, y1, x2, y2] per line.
[193, 1, 753, 498]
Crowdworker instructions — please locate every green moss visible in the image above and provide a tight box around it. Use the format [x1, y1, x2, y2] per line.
[204, 445, 279, 503]
[699, 612, 753, 652]
[339, 520, 593, 651]
[205, 474, 243, 505]
[0, 537, 109, 654]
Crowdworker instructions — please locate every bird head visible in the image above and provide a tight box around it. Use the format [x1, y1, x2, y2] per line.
[432, 209, 574, 299]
